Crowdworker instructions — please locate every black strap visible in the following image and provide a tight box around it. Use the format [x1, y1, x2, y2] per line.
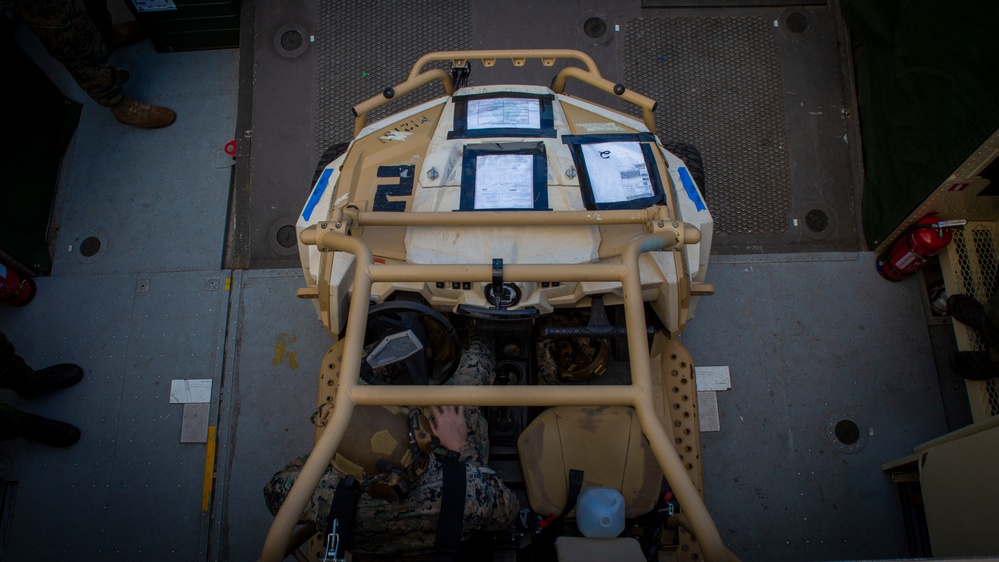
[324, 476, 362, 558]
[646, 477, 672, 560]
[433, 453, 467, 562]
[527, 468, 585, 559]
[559, 469, 585, 517]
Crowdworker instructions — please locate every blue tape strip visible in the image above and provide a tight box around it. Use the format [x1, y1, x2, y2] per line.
[678, 167, 706, 212]
[302, 169, 333, 221]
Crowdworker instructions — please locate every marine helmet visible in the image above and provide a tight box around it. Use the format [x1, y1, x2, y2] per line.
[333, 406, 437, 499]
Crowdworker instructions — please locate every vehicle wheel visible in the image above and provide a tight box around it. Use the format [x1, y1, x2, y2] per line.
[311, 142, 350, 187]
[664, 142, 706, 198]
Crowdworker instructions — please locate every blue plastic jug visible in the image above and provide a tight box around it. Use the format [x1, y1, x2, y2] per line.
[576, 487, 625, 538]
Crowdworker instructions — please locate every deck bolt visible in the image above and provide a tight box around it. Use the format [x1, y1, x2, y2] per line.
[658, 221, 665, 228]
[335, 222, 342, 229]
[427, 167, 439, 180]
[672, 221, 679, 228]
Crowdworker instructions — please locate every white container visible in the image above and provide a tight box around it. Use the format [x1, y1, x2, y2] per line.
[576, 487, 625, 538]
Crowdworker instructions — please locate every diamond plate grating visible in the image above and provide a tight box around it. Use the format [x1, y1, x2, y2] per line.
[316, 0, 472, 159]
[624, 17, 791, 235]
[947, 222, 999, 418]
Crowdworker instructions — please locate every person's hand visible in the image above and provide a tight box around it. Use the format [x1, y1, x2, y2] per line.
[429, 405, 469, 453]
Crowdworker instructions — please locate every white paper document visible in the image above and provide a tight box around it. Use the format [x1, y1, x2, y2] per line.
[170, 379, 212, 404]
[474, 154, 535, 209]
[581, 142, 654, 203]
[467, 98, 541, 130]
[694, 366, 732, 391]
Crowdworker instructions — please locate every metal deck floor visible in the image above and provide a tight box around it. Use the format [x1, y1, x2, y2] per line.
[0, 2, 970, 561]
[682, 254, 946, 560]
[2, 14, 238, 560]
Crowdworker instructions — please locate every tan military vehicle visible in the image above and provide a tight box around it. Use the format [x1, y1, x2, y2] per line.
[261, 50, 735, 562]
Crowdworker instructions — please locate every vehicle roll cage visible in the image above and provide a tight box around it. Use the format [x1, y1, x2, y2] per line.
[260, 208, 735, 561]
[350, 49, 659, 136]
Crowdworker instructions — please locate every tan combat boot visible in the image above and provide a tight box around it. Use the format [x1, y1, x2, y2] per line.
[110, 97, 177, 129]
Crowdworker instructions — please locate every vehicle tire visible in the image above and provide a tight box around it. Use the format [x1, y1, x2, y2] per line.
[664, 142, 706, 198]
[311, 142, 350, 187]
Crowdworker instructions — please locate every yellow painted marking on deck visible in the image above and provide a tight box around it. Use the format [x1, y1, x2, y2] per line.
[225, 277, 231, 291]
[272, 338, 286, 366]
[272, 333, 299, 368]
[202, 425, 217, 511]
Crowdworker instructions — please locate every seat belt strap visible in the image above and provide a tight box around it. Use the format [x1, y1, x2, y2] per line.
[433, 454, 467, 562]
[323, 476, 362, 560]
[530, 468, 585, 548]
[559, 469, 585, 517]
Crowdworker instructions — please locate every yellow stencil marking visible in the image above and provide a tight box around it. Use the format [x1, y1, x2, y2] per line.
[202, 426, 217, 511]
[272, 336, 285, 365]
[272, 333, 299, 368]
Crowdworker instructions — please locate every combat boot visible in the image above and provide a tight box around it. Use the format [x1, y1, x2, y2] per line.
[111, 97, 177, 129]
[947, 294, 986, 333]
[21, 413, 81, 447]
[949, 351, 999, 381]
[14, 364, 84, 399]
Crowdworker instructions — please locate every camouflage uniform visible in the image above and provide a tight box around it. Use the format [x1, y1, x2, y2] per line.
[10, 0, 124, 106]
[0, 330, 39, 440]
[536, 312, 602, 384]
[264, 338, 519, 560]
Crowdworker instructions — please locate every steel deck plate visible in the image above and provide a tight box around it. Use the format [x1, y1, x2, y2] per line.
[625, 16, 792, 236]
[211, 270, 333, 562]
[624, 6, 860, 253]
[682, 253, 948, 560]
[49, 45, 238, 275]
[0, 32, 237, 561]
[0, 271, 228, 561]
[315, 0, 472, 158]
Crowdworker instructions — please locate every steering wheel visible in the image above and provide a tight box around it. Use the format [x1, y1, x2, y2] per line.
[361, 301, 462, 385]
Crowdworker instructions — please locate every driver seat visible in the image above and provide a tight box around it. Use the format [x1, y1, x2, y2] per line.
[517, 406, 663, 561]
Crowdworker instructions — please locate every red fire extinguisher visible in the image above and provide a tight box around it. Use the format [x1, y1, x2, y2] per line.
[877, 216, 966, 282]
[0, 261, 36, 307]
